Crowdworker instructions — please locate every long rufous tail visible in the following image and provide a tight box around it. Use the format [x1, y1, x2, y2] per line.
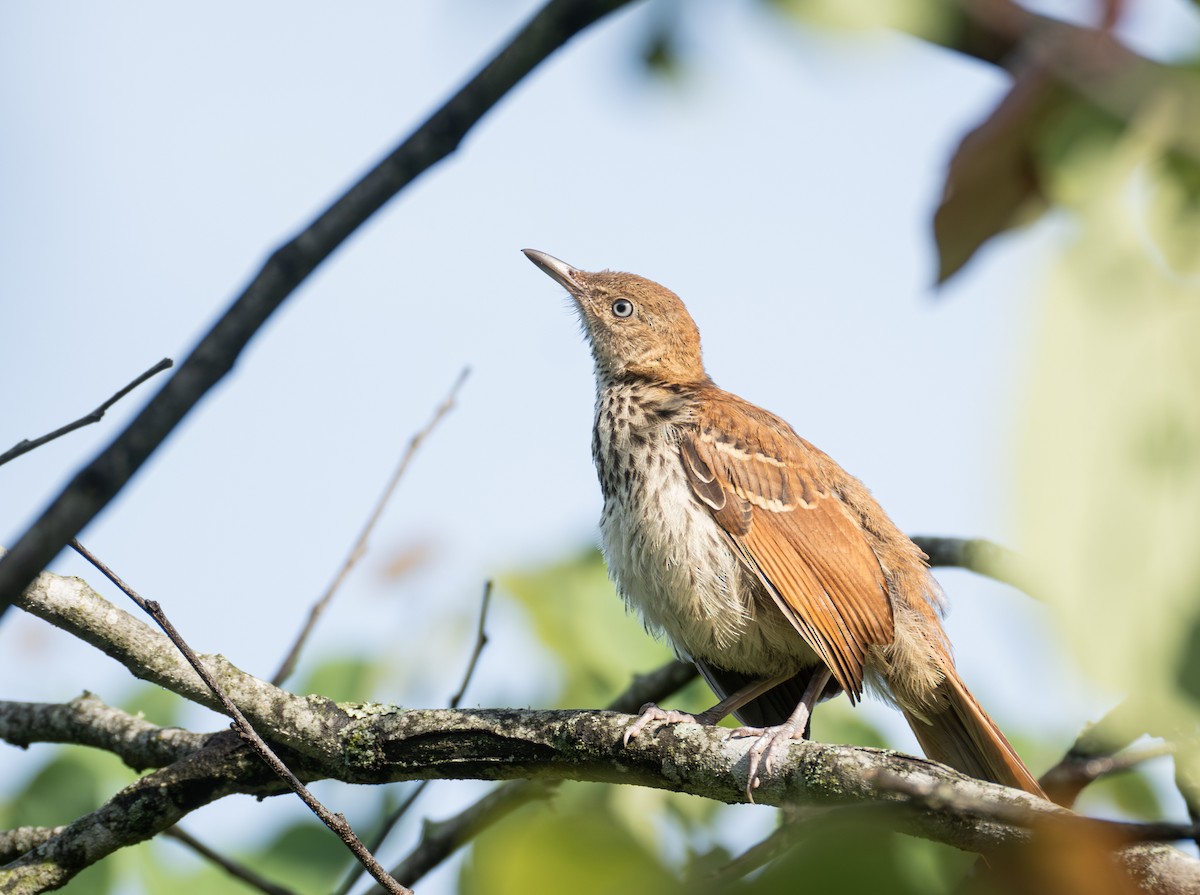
[902, 666, 1045, 797]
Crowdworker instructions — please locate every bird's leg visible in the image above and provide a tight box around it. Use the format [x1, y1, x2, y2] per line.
[731, 667, 833, 801]
[622, 670, 794, 746]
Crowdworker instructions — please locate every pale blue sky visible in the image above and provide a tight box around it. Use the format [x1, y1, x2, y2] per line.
[3, 1, 1198, 889]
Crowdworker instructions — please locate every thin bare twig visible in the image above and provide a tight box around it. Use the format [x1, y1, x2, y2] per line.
[911, 535, 1034, 595]
[0, 358, 173, 467]
[449, 580, 492, 709]
[272, 367, 470, 686]
[164, 827, 297, 895]
[0, 0, 640, 620]
[69, 540, 412, 895]
[334, 782, 430, 895]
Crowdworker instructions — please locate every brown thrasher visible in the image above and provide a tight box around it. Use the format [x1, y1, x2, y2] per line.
[524, 249, 1044, 799]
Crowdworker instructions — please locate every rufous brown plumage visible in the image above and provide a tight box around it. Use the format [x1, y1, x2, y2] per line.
[524, 248, 1043, 799]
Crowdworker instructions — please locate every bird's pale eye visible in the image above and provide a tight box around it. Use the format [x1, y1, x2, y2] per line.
[612, 299, 634, 318]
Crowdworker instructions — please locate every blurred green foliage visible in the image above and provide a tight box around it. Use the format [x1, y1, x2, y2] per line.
[1018, 108, 1200, 742]
[768, 0, 959, 44]
[296, 655, 381, 705]
[738, 822, 970, 895]
[500, 547, 679, 709]
[460, 782, 680, 895]
[8, 4, 1200, 893]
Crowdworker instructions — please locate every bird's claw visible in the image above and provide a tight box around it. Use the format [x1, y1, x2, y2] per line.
[622, 702, 701, 746]
[730, 721, 804, 803]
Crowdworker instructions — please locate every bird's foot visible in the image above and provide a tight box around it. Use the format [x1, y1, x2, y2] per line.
[622, 703, 704, 746]
[730, 716, 808, 803]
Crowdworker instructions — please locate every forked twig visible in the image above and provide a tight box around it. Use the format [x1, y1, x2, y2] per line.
[69, 540, 412, 895]
[0, 358, 173, 467]
[272, 367, 470, 686]
[449, 580, 493, 709]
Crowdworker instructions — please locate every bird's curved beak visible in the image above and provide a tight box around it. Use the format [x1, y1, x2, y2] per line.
[523, 249, 584, 295]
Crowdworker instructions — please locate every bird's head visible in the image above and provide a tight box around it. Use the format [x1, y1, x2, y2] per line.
[523, 249, 707, 384]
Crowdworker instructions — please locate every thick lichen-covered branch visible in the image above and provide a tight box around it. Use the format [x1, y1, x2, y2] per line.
[0, 693, 207, 771]
[8, 567, 1200, 893]
[6, 698, 1199, 894]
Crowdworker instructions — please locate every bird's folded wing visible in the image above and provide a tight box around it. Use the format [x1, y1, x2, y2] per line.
[679, 397, 894, 699]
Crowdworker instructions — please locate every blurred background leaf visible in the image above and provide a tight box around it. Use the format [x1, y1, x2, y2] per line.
[296, 655, 382, 704]
[735, 819, 968, 895]
[1018, 106, 1200, 742]
[8, 2, 1200, 893]
[767, 0, 959, 44]
[2, 750, 130, 895]
[500, 548, 677, 708]
[459, 782, 681, 895]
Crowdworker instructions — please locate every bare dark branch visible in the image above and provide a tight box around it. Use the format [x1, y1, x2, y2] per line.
[1040, 699, 1145, 806]
[273, 367, 470, 686]
[608, 659, 697, 713]
[164, 827, 298, 895]
[449, 580, 492, 709]
[0, 0, 639, 619]
[0, 358, 173, 468]
[911, 535, 1033, 594]
[334, 782, 430, 895]
[68, 541, 412, 895]
[1042, 743, 1174, 809]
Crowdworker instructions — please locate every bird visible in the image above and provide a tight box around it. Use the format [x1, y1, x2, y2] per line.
[523, 248, 1044, 800]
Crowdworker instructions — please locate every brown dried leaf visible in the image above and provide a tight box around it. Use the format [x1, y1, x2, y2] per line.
[934, 64, 1059, 283]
